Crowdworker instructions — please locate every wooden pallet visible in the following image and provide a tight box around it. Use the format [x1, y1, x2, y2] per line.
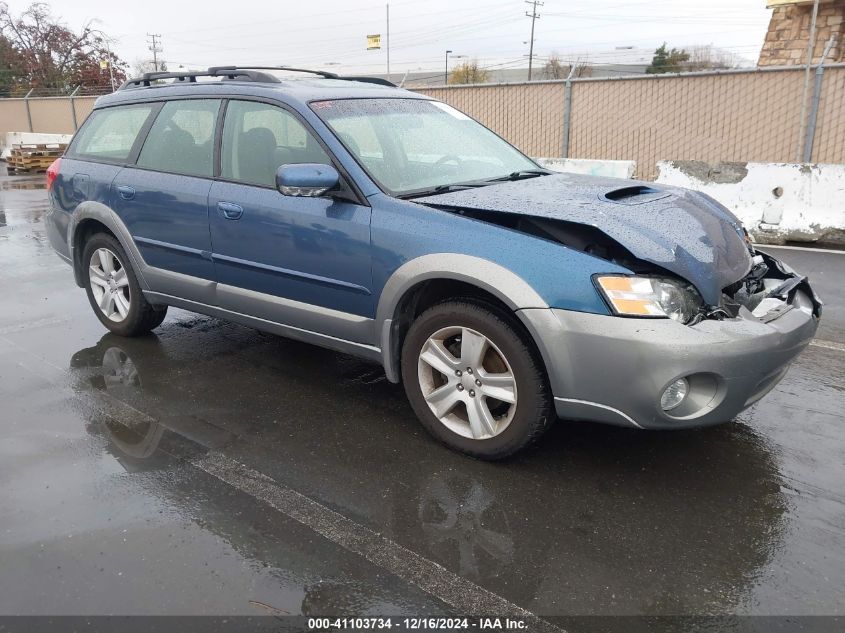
[8, 159, 55, 170]
[7, 166, 48, 174]
[7, 142, 66, 173]
[12, 142, 65, 154]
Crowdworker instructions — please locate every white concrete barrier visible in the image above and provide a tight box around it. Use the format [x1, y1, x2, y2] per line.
[1, 132, 73, 160]
[656, 160, 845, 245]
[535, 158, 636, 180]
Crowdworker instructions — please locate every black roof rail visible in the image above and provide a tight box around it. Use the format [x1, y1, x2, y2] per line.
[118, 68, 281, 90]
[209, 65, 338, 79]
[338, 75, 396, 87]
[208, 66, 397, 87]
[118, 65, 397, 91]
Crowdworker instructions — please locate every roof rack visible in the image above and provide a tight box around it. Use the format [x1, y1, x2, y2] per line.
[335, 75, 396, 87]
[118, 65, 397, 91]
[119, 68, 281, 90]
[209, 66, 397, 87]
[208, 65, 338, 79]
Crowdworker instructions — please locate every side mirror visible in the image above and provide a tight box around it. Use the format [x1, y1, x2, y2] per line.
[276, 163, 340, 197]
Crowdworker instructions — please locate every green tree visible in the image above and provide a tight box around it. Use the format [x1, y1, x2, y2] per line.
[646, 43, 690, 74]
[448, 59, 490, 85]
[0, 2, 127, 94]
[0, 33, 22, 96]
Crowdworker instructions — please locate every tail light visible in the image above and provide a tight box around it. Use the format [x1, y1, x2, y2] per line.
[46, 158, 62, 191]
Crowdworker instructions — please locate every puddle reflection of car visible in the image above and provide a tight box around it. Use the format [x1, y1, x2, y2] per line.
[51, 65, 821, 458]
[71, 335, 788, 614]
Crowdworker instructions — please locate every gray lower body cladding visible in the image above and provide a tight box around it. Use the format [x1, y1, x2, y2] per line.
[520, 292, 819, 430]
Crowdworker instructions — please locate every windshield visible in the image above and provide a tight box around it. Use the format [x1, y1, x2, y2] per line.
[311, 98, 540, 196]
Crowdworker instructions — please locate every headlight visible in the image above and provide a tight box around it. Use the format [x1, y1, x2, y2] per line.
[596, 275, 702, 324]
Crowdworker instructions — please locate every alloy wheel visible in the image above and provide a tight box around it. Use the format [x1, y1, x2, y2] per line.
[89, 248, 131, 322]
[417, 326, 517, 440]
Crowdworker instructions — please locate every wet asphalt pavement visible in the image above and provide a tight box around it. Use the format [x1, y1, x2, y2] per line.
[1, 166, 844, 626]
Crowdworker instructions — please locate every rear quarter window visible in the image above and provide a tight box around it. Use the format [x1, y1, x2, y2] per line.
[136, 99, 221, 178]
[69, 105, 154, 162]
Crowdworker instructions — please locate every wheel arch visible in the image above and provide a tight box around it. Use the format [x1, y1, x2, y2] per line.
[69, 202, 149, 290]
[375, 254, 552, 384]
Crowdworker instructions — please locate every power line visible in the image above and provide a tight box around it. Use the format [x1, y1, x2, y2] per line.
[525, 0, 543, 81]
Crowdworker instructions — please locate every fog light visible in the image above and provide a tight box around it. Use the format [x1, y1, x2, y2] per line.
[661, 378, 689, 411]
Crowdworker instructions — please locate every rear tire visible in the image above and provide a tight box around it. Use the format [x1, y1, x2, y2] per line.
[82, 233, 167, 337]
[401, 299, 553, 460]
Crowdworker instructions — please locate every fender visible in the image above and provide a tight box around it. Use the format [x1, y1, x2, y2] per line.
[375, 254, 553, 383]
[68, 201, 151, 290]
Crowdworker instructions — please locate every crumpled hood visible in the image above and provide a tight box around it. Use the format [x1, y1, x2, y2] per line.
[416, 173, 752, 305]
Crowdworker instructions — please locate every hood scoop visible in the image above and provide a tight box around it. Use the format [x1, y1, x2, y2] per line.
[601, 185, 671, 205]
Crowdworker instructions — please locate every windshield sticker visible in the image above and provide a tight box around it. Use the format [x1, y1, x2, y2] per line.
[430, 102, 471, 120]
[312, 101, 334, 110]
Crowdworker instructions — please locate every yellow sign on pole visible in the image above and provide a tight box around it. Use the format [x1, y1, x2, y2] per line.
[367, 34, 381, 50]
[99, 59, 109, 70]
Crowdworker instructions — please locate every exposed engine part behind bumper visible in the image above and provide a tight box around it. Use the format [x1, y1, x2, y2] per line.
[518, 287, 819, 430]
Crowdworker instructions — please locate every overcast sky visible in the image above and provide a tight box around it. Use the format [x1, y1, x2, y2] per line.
[6, 0, 773, 76]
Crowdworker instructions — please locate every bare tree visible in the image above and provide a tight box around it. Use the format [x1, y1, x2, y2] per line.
[542, 53, 566, 79]
[685, 45, 741, 71]
[543, 53, 592, 80]
[131, 58, 167, 77]
[570, 60, 593, 78]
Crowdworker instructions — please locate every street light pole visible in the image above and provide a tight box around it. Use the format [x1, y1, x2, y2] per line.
[91, 29, 117, 92]
[105, 39, 116, 91]
[445, 50, 452, 85]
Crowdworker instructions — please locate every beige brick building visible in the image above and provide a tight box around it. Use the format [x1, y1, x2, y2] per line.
[759, 0, 845, 66]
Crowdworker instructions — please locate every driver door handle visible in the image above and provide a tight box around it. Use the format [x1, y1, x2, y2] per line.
[217, 202, 243, 220]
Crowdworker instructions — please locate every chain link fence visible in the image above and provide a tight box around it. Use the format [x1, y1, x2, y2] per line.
[1, 66, 843, 180]
[419, 65, 845, 180]
[420, 82, 567, 159]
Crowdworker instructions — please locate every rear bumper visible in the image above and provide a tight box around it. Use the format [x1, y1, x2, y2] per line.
[519, 289, 819, 430]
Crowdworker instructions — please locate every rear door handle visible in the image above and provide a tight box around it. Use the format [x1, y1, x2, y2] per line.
[116, 185, 135, 200]
[217, 201, 243, 220]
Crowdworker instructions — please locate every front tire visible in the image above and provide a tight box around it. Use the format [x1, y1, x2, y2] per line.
[401, 300, 553, 460]
[82, 233, 167, 337]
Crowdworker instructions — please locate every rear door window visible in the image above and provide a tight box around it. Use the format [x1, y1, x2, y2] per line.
[69, 105, 155, 162]
[220, 100, 332, 187]
[137, 99, 221, 178]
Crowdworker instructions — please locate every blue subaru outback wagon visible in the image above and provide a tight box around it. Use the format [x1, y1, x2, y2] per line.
[46, 66, 821, 458]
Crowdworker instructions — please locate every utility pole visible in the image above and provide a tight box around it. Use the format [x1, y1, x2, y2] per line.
[445, 50, 452, 85]
[525, 0, 543, 81]
[386, 4, 391, 81]
[147, 33, 163, 72]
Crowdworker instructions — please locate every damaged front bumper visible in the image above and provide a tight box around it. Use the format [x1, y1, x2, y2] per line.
[519, 255, 821, 430]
